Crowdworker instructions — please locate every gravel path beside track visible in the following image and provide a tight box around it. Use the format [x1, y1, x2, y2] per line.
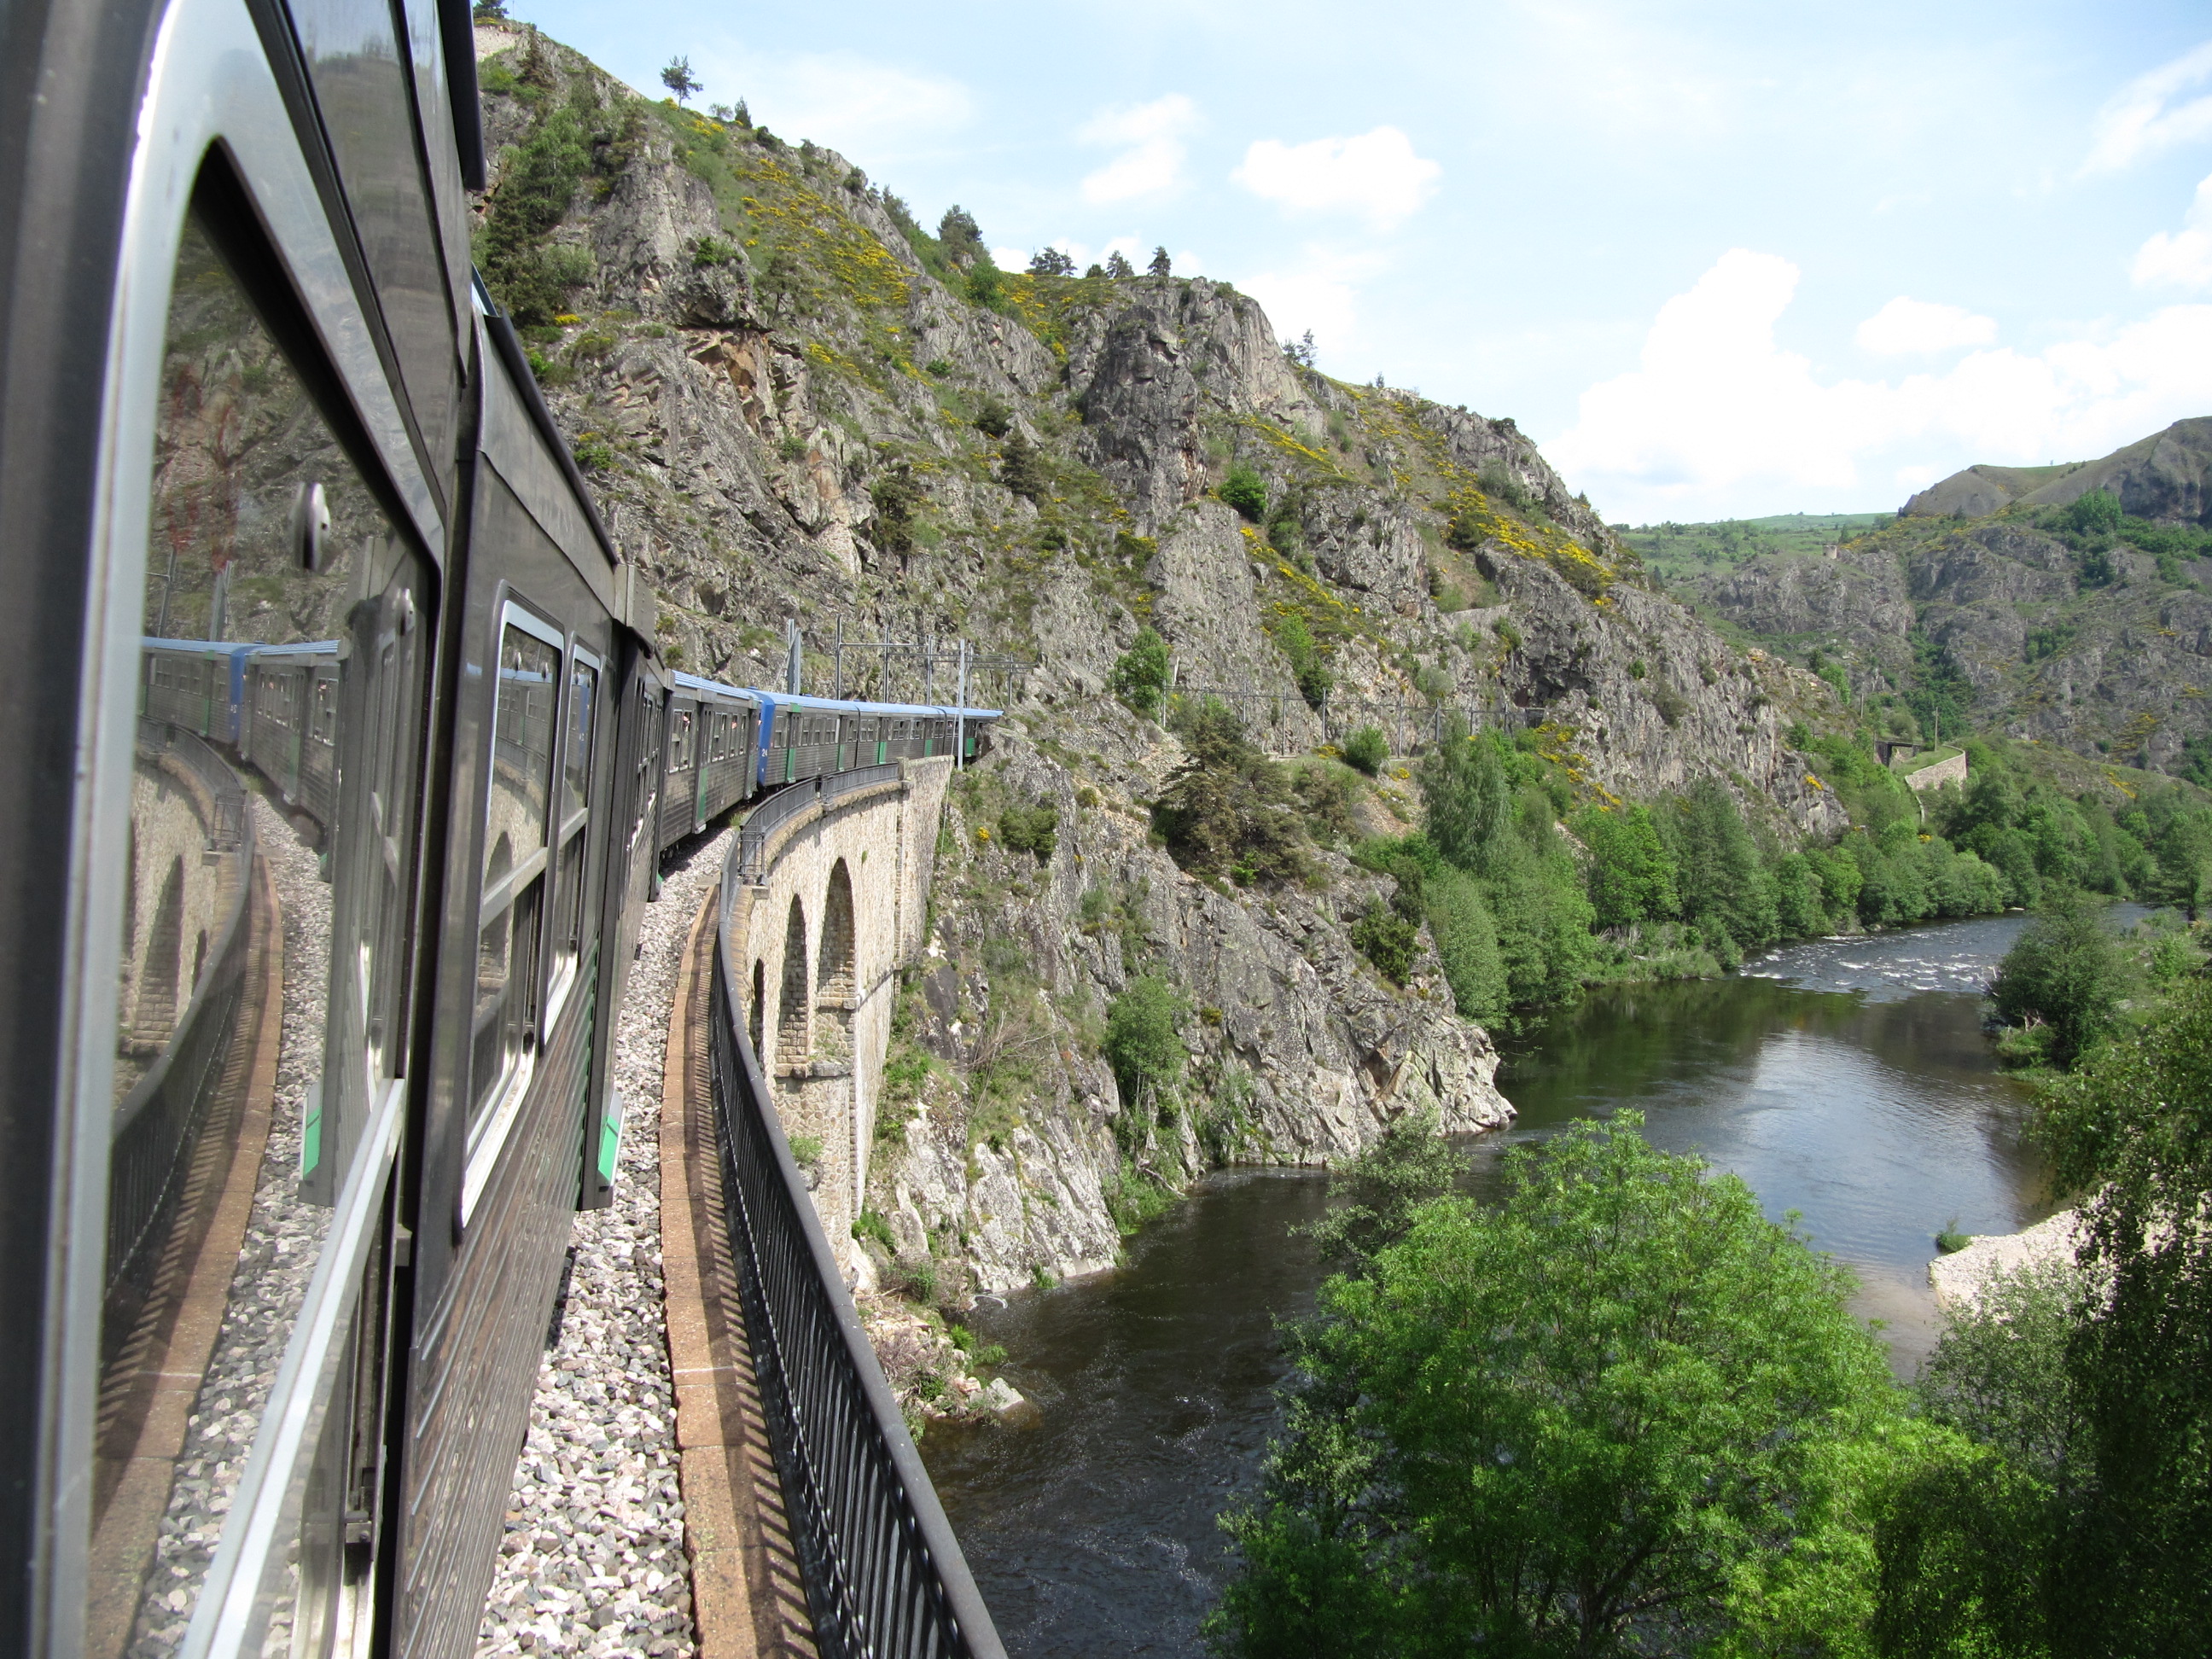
[476, 833, 729, 1658]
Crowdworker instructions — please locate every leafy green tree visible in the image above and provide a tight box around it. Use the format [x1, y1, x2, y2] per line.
[1109, 625, 1170, 719]
[1419, 734, 1512, 876]
[1667, 781, 1778, 958]
[1026, 246, 1075, 276]
[660, 55, 701, 102]
[1575, 803, 1678, 929]
[1103, 974, 1187, 1109]
[2033, 975, 2212, 1649]
[1424, 866, 1506, 1022]
[1989, 888, 2123, 1067]
[1213, 1116, 1915, 1658]
[1340, 725, 1387, 776]
[1304, 1107, 1462, 1278]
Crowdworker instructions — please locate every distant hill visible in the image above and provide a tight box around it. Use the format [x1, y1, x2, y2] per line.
[1901, 418, 2212, 525]
[1651, 422, 2212, 780]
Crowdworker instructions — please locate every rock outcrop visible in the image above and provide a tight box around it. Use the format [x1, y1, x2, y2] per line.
[472, 23, 1860, 1289]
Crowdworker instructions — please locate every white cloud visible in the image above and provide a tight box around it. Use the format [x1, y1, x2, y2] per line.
[1231, 127, 1441, 230]
[693, 49, 971, 159]
[1078, 95, 1200, 204]
[1855, 296, 1999, 356]
[2133, 172, 2212, 290]
[2081, 39, 2212, 174]
[990, 246, 1032, 272]
[1550, 247, 2212, 521]
[1240, 247, 1389, 354]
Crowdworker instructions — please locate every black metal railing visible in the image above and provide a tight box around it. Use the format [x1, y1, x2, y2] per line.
[107, 725, 257, 1334]
[707, 854, 1004, 1659]
[733, 763, 903, 885]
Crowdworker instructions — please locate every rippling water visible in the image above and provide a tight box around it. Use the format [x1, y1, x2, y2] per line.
[923, 913, 2075, 1658]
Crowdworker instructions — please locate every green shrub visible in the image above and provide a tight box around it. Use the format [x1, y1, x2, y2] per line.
[1271, 609, 1331, 708]
[924, 357, 952, 377]
[1425, 866, 1507, 1022]
[1220, 464, 1267, 522]
[853, 1210, 897, 1250]
[787, 1132, 823, 1168]
[1351, 899, 1421, 984]
[1155, 701, 1314, 886]
[997, 802, 1059, 862]
[1342, 725, 1388, 775]
[2061, 487, 2122, 537]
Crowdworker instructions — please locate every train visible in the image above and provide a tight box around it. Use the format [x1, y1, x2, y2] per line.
[0, 3, 998, 1656]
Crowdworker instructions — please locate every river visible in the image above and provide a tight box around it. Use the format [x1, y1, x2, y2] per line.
[922, 912, 2064, 1657]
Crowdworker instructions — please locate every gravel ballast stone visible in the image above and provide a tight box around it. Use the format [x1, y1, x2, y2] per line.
[476, 834, 731, 1658]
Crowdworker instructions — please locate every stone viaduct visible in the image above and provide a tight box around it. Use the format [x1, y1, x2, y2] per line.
[718, 756, 952, 1266]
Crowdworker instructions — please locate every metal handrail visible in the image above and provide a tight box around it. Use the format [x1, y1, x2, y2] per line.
[707, 843, 1004, 1659]
[733, 763, 902, 885]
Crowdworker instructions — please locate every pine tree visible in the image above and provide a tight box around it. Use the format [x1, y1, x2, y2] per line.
[660, 56, 700, 103]
[1148, 246, 1173, 276]
[1105, 250, 1135, 278]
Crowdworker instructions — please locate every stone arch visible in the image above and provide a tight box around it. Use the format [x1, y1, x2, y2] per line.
[814, 860, 857, 1066]
[748, 958, 766, 1062]
[130, 857, 186, 1055]
[775, 896, 809, 1070]
[817, 861, 855, 1005]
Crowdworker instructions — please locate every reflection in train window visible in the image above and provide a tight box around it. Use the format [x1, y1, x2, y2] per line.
[471, 610, 561, 1151]
[97, 192, 425, 1658]
[551, 649, 598, 1007]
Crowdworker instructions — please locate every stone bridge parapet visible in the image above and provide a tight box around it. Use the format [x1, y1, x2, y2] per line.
[721, 756, 952, 1266]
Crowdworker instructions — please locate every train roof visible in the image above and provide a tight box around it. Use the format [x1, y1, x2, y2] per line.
[667, 671, 1001, 721]
[141, 637, 258, 655]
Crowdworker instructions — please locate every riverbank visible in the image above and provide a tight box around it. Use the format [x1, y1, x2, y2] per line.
[1930, 1211, 2084, 1312]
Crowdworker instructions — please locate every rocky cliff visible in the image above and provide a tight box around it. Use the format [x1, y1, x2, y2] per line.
[473, 23, 1853, 1290]
[1666, 424, 2212, 774]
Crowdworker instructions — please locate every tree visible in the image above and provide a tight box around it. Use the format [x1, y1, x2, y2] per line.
[998, 431, 1046, 501]
[1989, 888, 2122, 1067]
[2061, 486, 2122, 537]
[1304, 1107, 1462, 1278]
[1282, 329, 1317, 369]
[1027, 246, 1076, 276]
[1423, 866, 1506, 1023]
[1575, 803, 1677, 929]
[1212, 1115, 1913, 1657]
[1109, 626, 1170, 719]
[1105, 249, 1136, 278]
[937, 205, 984, 260]
[1103, 975, 1188, 1109]
[1149, 246, 1173, 276]
[1154, 701, 1313, 887]
[471, 0, 507, 18]
[1419, 735, 1511, 877]
[1269, 609, 1330, 709]
[660, 55, 701, 103]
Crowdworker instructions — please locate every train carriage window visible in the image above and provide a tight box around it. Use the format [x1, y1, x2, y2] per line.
[470, 605, 562, 1163]
[88, 190, 429, 1656]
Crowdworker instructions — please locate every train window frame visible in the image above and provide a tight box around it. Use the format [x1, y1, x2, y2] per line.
[62, 7, 451, 1637]
[543, 638, 601, 1033]
[463, 597, 566, 1220]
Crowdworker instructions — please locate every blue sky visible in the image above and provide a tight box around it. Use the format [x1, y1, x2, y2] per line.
[512, 0, 2212, 524]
